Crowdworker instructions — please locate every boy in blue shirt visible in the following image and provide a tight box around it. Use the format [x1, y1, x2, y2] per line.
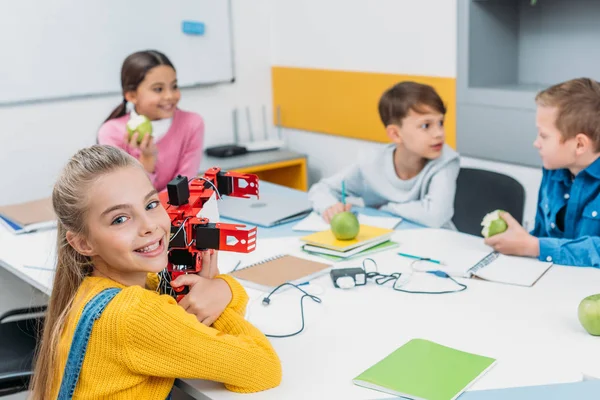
[486, 78, 600, 267]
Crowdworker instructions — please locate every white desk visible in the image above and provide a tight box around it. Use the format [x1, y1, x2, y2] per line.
[178, 235, 600, 400]
[1, 183, 600, 400]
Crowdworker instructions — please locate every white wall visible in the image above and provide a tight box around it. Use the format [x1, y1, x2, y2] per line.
[0, 0, 273, 206]
[270, 0, 457, 77]
[272, 0, 543, 226]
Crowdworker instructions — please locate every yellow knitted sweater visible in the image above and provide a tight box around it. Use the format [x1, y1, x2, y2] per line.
[49, 274, 281, 399]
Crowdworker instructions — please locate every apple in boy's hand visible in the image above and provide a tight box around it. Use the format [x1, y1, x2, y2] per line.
[578, 294, 600, 336]
[330, 211, 360, 240]
[126, 115, 153, 144]
[481, 209, 508, 238]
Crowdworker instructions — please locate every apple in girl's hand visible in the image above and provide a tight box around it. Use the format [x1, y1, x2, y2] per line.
[481, 209, 508, 238]
[578, 294, 600, 336]
[126, 115, 153, 144]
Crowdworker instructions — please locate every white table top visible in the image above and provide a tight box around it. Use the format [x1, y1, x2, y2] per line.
[178, 234, 600, 400]
[2, 183, 600, 399]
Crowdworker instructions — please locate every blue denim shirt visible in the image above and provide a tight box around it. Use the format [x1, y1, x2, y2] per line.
[532, 157, 600, 267]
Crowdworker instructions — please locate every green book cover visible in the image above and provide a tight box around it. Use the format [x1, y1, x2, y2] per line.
[302, 240, 399, 262]
[353, 339, 496, 400]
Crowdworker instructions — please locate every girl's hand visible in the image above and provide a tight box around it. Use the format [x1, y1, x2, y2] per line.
[199, 249, 220, 279]
[172, 274, 232, 326]
[171, 250, 226, 326]
[124, 131, 158, 173]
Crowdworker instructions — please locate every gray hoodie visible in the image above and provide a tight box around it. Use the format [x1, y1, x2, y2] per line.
[308, 144, 460, 229]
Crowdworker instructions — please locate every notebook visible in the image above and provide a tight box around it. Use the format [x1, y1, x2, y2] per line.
[300, 225, 394, 252]
[395, 228, 553, 287]
[302, 240, 400, 261]
[463, 252, 552, 287]
[229, 254, 332, 291]
[353, 339, 497, 400]
[293, 212, 403, 232]
[0, 197, 57, 234]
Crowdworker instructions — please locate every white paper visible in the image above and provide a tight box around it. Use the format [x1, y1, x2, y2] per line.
[292, 212, 402, 232]
[358, 214, 403, 230]
[196, 192, 220, 223]
[291, 212, 330, 232]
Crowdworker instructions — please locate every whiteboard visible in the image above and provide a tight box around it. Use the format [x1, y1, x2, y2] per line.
[0, 0, 234, 105]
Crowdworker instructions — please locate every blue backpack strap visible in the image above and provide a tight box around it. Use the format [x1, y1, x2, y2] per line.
[57, 287, 121, 400]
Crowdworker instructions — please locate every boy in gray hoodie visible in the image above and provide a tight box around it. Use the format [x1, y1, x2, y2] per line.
[309, 81, 460, 229]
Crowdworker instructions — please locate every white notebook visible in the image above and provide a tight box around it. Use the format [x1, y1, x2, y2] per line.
[395, 228, 553, 287]
[462, 252, 552, 287]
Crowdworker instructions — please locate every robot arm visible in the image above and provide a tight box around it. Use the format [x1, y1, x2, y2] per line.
[157, 168, 259, 300]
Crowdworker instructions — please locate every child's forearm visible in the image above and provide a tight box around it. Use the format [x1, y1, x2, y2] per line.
[215, 274, 249, 316]
[538, 236, 600, 267]
[308, 181, 340, 213]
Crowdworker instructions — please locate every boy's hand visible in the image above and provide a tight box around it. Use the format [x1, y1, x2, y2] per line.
[124, 132, 158, 173]
[484, 212, 540, 257]
[323, 202, 352, 223]
[172, 274, 232, 327]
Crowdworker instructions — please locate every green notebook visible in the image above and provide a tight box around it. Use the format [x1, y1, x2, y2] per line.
[353, 339, 496, 400]
[302, 240, 399, 262]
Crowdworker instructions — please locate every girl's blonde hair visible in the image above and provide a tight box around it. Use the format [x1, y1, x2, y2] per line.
[30, 145, 138, 399]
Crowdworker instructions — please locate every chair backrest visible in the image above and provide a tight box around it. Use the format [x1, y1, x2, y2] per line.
[0, 306, 46, 396]
[452, 167, 526, 237]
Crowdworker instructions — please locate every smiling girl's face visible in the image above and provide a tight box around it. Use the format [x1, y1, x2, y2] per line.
[68, 165, 171, 286]
[125, 65, 180, 121]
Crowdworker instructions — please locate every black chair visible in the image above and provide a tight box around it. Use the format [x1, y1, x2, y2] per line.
[452, 167, 526, 237]
[0, 306, 46, 396]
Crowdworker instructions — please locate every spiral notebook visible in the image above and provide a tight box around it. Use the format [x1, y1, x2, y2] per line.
[229, 254, 332, 292]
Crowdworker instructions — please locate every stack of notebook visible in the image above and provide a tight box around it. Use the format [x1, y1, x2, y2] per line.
[0, 197, 56, 234]
[300, 225, 397, 261]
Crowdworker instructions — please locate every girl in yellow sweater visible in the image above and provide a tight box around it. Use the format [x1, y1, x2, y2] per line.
[30, 145, 281, 399]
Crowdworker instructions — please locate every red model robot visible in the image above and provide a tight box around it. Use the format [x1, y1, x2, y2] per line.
[157, 167, 259, 300]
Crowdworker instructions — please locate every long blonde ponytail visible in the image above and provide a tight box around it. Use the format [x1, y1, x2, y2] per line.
[30, 145, 138, 399]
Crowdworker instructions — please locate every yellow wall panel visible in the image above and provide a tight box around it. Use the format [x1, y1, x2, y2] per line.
[272, 67, 456, 148]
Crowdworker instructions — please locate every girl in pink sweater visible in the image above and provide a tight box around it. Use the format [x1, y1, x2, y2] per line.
[98, 50, 204, 192]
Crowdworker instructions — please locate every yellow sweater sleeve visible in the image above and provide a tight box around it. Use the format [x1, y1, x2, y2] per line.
[119, 286, 281, 393]
[215, 274, 248, 316]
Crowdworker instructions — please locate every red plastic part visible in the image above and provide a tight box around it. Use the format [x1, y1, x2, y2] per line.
[159, 169, 259, 301]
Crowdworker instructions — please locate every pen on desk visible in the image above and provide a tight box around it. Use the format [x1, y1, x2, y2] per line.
[398, 252, 444, 265]
[231, 260, 242, 272]
[341, 181, 346, 205]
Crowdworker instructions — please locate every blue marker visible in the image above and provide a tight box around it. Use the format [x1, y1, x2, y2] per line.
[398, 252, 444, 265]
[341, 181, 346, 205]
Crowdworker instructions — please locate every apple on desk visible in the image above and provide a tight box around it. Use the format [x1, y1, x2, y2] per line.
[579, 294, 600, 336]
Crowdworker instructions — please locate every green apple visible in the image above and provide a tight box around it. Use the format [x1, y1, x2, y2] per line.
[126, 114, 153, 144]
[578, 294, 600, 336]
[330, 211, 360, 240]
[481, 209, 508, 238]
